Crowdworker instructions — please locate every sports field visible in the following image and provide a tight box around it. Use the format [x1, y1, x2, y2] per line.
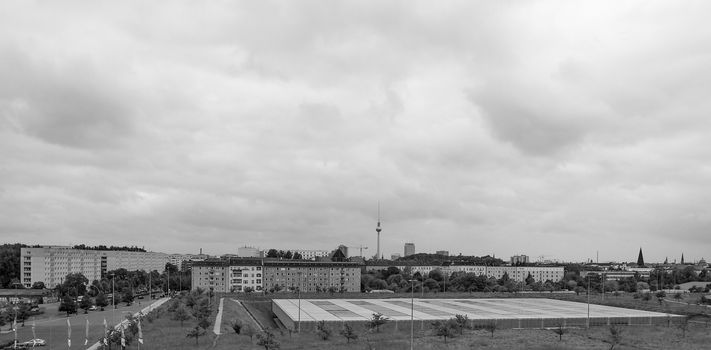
[272, 298, 684, 330]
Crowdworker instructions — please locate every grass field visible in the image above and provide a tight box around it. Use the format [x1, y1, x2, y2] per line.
[127, 292, 711, 350]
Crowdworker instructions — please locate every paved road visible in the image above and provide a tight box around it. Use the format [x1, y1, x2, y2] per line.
[0, 301, 157, 349]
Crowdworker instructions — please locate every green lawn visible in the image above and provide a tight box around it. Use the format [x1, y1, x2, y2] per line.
[130, 292, 711, 350]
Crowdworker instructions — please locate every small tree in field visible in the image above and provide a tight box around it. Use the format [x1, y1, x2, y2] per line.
[173, 305, 191, 327]
[431, 320, 456, 344]
[453, 314, 471, 335]
[198, 317, 211, 331]
[552, 322, 568, 341]
[607, 324, 624, 350]
[340, 323, 358, 343]
[256, 328, 280, 350]
[367, 313, 388, 332]
[656, 290, 667, 305]
[674, 293, 683, 301]
[316, 320, 331, 340]
[243, 324, 256, 342]
[186, 325, 206, 345]
[231, 320, 242, 334]
[482, 321, 497, 338]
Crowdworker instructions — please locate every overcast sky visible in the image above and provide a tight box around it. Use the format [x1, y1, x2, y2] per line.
[1, 1, 710, 263]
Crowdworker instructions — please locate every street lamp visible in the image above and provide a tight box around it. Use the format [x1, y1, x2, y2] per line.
[409, 279, 414, 350]
[297, 272, 302, 333]
[586, 274, 590, 329]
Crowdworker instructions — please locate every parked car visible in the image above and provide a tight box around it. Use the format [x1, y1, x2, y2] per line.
[89, 305, 97, 311]
[19, 339, 46, 347]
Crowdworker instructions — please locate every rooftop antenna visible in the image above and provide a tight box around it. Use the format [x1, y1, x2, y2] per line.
[376, 202, 382, 260]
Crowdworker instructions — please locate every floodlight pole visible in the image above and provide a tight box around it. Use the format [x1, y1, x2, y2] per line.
[410, 279, 414, 350]
[586, 275, 590, 329]
[297, 272, 302, 333]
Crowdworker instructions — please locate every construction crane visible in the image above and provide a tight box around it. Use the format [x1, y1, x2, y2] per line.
[349, 245, 369, 257]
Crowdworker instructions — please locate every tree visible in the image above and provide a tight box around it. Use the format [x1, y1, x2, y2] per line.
[482, 321, 497, 338]
[552, 322, 568, 341]
[367, 313, 388, 332]
[525, 273, 535, 285]
[266, 249, 279, 258]
[431, 320, 456, 344]
[60, 273, 89, 297]
[256, 328, 280, 350]
[122, 289, 134, 305]
[173, 305, 191, 327]
[674, 292, 683, 301]
[607, 324, 624, 350]
[79, 296, 93, 314]
[243, 324, 256, 342]
[453, 314, 471, 335]
[31, 281, 45, 290]
[293, 252, 303, 260]
[198, 317, 211, 331]
[186, 325, 206, 345]
[16, 303, 30, 326]
[59, 295, 77, 316]
[231, 320, 242, 334]
[339, 323, 358, 343]
[316, 320, 331, 340]
[95, 293, 108, 311]
[656, 290, 666, 305]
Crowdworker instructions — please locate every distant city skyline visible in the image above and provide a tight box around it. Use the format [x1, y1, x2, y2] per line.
[2, 2, 710, 263]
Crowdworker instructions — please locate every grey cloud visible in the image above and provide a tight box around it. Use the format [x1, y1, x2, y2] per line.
[0, 47, 134, 149]
[471, 86, 589, 156]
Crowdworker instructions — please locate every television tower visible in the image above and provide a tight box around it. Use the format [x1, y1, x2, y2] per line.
[375, 202, 382, 260]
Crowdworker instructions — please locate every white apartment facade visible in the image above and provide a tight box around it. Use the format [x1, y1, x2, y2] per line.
[366, 265, 565, 283]
[20, 246, 168, 288]
[292, 249, 331, 260]
[168, 253, 210, 270]
[191, 259, 264, 293]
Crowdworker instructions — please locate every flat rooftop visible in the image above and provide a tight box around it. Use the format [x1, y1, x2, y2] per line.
[272, 298, 682, 329]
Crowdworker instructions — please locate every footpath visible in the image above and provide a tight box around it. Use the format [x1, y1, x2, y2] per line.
[87, 297, 170, 350]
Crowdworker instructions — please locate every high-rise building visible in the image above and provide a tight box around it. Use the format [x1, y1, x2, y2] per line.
[511, 255, 529, 265]
[404, 243, 415, 257]
[20, 246, 168, 288]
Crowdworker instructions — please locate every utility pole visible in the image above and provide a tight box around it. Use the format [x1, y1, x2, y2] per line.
[297, 272, 302, 333]
[410, 279, 414, 350]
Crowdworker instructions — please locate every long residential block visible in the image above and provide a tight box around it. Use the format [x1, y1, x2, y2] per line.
[191, 258, 362, 293]
[20, 246, 168, 288]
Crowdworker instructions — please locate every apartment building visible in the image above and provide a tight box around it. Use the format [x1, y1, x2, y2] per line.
[191, 258, 263, 293]
[191, 258, 362, 293]
[366, 264, 565, 283]
[20, 246, 168, 288]
[168, 253, 210, 271]
[263, 260, 361, 293]
[292, 249, 331, 260]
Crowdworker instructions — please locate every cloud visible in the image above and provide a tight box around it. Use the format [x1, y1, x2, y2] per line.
[1, 1, 711, 262]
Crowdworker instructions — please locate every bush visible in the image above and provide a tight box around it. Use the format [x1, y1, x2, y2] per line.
[316, 320, 331, 340]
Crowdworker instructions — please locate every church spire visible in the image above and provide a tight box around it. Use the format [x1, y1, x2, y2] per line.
[637, 247, 645, 267]
[681, 253, 685, 265]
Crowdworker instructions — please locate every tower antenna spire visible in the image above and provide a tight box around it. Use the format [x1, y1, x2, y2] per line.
[376, 202, 382, 260]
